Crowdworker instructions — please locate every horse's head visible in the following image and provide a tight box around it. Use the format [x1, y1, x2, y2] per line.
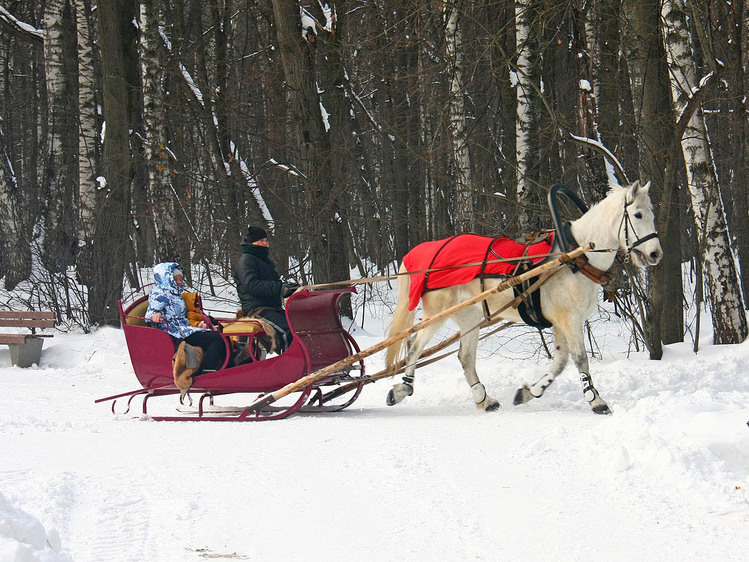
[619, 181, 663, 267]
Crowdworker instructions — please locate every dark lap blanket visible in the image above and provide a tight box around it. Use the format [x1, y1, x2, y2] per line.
[402, 233, 553, 311]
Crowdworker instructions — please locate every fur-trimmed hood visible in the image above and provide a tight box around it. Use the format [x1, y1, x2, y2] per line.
[153, 262, 183, 295]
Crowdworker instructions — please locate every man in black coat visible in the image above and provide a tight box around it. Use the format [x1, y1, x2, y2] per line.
[234, 226, 298, 352]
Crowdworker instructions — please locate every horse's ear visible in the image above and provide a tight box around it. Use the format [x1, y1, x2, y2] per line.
[626, 181, 640, 204]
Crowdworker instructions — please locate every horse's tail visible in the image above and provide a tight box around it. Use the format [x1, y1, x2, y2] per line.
[385, 262, 415, 372]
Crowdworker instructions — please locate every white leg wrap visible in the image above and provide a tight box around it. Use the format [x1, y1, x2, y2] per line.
[471, 382, 487, 404]
[530, 374, 555, 398]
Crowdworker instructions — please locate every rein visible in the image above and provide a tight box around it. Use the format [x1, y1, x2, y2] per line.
[306, 183, 650, 292]
[300, 250, 575, 290]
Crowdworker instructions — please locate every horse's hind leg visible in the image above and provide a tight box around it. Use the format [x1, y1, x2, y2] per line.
[386, 320, 444, 406]
[455, 313, 499, 411]
[514, 330, 570, 406]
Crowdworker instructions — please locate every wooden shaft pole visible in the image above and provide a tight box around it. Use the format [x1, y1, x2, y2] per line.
[246, 244, 591, 413]
[319, 320, 516, 405]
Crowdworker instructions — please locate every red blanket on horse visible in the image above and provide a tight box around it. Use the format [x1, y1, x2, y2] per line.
[402, 233, 553, 311]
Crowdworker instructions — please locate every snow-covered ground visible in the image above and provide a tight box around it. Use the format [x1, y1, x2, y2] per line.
[1, 294, 748, 561]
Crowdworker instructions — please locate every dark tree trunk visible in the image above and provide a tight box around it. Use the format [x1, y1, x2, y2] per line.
[629, 0, 683, 357]
[90, 0, 133, 325]
[271, 0, 350, 291]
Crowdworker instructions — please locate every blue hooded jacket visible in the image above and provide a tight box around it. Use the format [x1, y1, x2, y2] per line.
[145, 262, 207, 339]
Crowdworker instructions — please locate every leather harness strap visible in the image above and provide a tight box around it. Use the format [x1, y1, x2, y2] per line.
[479, 231, 553, 321]
[561, 222, 612, 286]
[569, 256, 613, 286]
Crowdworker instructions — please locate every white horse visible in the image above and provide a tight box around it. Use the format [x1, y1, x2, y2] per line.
[385, 182, 663, 415]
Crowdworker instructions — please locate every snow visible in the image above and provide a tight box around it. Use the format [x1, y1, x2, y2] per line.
[1, 295, 748, 561]
[0, 7, 44, 40]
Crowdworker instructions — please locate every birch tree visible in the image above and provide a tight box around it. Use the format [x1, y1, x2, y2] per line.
[139, 0, 176, 261]
[43, 0, 78, 272]
[662, 0, 747, 344]
[444, 1, 473, 232]
[514, 0, 537, 232]
[75, 0, 99, 280]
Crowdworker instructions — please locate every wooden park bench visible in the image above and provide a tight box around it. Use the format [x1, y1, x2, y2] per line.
[0, 310, 56, 367]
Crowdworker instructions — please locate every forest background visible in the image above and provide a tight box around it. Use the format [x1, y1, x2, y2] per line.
[0, 0, 748, 359]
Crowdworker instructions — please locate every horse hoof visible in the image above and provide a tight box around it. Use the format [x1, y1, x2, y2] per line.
[386, 383, 413, 406]
[592, 403, 612, 415]
[513, 385, 533, 406]
[484, 399, 500, 412]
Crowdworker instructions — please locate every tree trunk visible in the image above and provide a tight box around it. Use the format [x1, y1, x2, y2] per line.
[444, 0, 474, 232]
[514, 0, 539, 232]
[271, 0, 349, 286]
[662, 0, 747, 344]
[43, 0, 78, 272]
[140, 0, 176, 262]
[75, 0, 99, 265]
[626, 0, 683, 357]
[90, 0, 133, 325]
[710, 0, 749, 309]
[0, 6, 41, 287]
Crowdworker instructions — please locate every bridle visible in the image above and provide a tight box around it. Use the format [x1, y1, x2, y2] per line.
[547, 183, 659, 285]
[619, 197, 660, 263]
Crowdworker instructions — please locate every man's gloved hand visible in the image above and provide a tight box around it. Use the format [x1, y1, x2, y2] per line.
[282, 282, 300, 298]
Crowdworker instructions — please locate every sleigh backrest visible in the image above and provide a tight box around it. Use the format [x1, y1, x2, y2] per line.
[123, 298, 150, 326]
[119, 293, 175, 388]
[285, 288, 357, 372]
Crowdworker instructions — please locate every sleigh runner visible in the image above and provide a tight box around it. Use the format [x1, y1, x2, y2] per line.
[96, 286, 367, 421]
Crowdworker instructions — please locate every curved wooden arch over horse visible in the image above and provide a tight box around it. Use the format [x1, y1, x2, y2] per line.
[385, 181, 663, 415]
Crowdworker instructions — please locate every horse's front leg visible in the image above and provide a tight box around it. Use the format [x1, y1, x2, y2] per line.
[567, 331, 611, 415]
[513, 331, 569, 406]
[456, 321, 499, 411]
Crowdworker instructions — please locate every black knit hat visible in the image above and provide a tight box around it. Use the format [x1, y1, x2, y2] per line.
[247, 226, 267, 244]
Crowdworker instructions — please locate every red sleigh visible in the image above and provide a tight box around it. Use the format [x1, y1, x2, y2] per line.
[96, 287, 366, 421]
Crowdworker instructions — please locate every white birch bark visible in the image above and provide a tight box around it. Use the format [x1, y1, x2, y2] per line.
[444, 1, 473, 231]
[515, 0, 533, 231]
[75, 0, 98, 243]
[43, 0, 73, 269]
[0, 120, 19, 276]
[0, 44, 15, 264]
[418, 34, 434, 239]
[140, 0, 176, 259]
[662, 0, 747, 343]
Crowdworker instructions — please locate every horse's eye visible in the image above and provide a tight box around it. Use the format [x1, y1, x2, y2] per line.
[634, 212, 642, 219]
